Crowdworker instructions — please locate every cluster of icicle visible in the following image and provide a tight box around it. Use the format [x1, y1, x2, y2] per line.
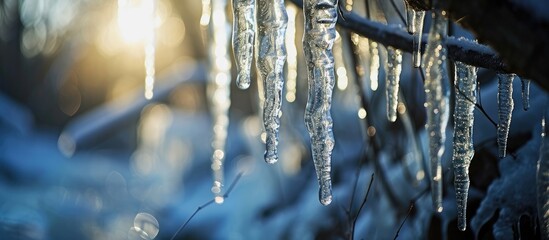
[195, 0, 534, 217]
[210, 0, 338, 205]
[411, 2, 530, 231]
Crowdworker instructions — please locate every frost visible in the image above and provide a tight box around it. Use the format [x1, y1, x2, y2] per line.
[303, 0, 338, 205]
[422, 10, 450, 213]
[256, 0, 288, 164]
[232, 0, 256, 89]
[497, 74, 515, 158]
[452, 61, 477, 231]
[385, 46, 402, 122]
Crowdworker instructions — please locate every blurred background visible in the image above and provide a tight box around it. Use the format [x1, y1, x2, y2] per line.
[0, 0, 546, 239]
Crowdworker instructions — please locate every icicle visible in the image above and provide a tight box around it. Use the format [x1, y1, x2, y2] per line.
[207, 0, 232, 203]
[497, 74, 514, 158]
[452, 61, 477, 231]
[422, 10, 450, 213]
[412, 11, 425, 67]
[537, 114, 549, 239]
[303, 0, 338, 206]
[256, 0, 288, 164]
[232, 0, 255, 89]
[404, 2, 425, 68]
[285, 4, 298, 103]
[144, 0, 156, 99]
[521, 78, 530, 111]
[385, 46, 402, 122]
[369, 41, 380, 91]
[334, 31, 349, 91]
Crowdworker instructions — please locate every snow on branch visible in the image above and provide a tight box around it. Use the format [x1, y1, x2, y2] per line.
[289, 0, 508, 73]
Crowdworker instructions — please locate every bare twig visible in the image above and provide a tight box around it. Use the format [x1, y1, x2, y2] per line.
[393, 202, 414, 240]
[170, 172, 244, 240]
[351, 173, 375, 239]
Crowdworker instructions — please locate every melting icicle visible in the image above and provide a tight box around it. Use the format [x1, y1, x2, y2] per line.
[285, 4, 298, 103]
[537, 114, 549, 239]
[303, 0, 338, 206]
[422, 9, 450, 213]
[497, 74, 514, 158]
[206, 0, 232, 203]
[385, 46, 402, 122]
[369, 41, 380, 91]
[144, 0, 156, 99]
[521, 78, 530, 111]
[452, 61, 477, 231]
[257, 0, 288, 164]
[232, 0, 255, 89]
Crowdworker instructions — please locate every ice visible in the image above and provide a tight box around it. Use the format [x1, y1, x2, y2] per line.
[232, 0, 256, 89]
[144, 0, 156, 99]
[256, 0, 288, 164]
[538, 115, 549, 238]
[452, 61, 477, 230]
[521, 78, 530, 111]
[303, 0, 338, 205]
[285, 4, 298, 103]
[405, 2, 425, 67]
[422, 10, 450, 213]
[497, 74, 515, 158]
[369, 41, 380, 91]
[205, 0, 232, 200]
[385, 46, 402, 122]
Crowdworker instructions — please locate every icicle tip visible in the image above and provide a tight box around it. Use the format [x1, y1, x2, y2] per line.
[236, 74, 251, 89]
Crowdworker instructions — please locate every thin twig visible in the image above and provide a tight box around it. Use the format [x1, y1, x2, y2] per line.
[170, 172, 244, 240]
[393, 202, 414, 240]
[351, 173, 375, 239]
[455, 84, 498, 128]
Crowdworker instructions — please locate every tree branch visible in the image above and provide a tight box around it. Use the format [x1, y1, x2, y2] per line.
[407, 0, 549, 91]
[290, 0, 549, 92]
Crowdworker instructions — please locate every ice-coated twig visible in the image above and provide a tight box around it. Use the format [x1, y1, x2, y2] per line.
[207, 0, 232, 202]
[497, 74, 515, 158]
[452, 61, 477, 231]
[422, 9, 450, 213]
[285, 4, 299, 102]
[385, 46, 402, 122]
[256, 0, 288, 164]
[232, 0, 256, 89]
[303, 0, 338, 206]
[521, 78, 530, 111]
[538, 114, 549, 240]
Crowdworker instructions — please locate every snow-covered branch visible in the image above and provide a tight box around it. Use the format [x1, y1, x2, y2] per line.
[407, 0, 549, 91]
